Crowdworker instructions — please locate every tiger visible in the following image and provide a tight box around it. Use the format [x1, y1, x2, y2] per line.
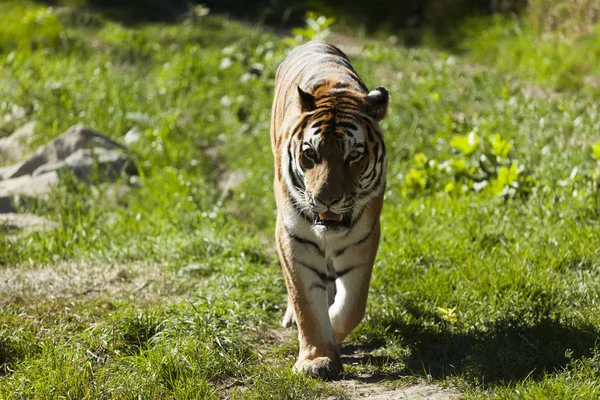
[270, 40, 389, 379]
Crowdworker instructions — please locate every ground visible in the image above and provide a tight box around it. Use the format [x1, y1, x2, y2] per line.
[1, 1, 599, 399]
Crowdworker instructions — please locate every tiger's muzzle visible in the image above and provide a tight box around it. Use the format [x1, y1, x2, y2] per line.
[309, 199, 354, 230]
[314, 210, 352, 230]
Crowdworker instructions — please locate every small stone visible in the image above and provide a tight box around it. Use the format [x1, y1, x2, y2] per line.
[0, 213, 56, 233]
[0, 172, 59, 212]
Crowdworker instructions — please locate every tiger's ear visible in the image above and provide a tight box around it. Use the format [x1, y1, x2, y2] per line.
[297, 86, 316, 112]
[365, 86, 389, 121]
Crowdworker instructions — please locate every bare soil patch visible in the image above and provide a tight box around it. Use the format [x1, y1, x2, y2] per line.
[0, 261, 195, 309]
[332, 380, 462, 399]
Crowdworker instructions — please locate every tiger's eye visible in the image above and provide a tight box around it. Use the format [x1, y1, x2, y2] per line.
[304, 148, 318, 161]
[347, 150, 362, 162]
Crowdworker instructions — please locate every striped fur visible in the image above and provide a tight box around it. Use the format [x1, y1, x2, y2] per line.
[270, 41, 389, 379]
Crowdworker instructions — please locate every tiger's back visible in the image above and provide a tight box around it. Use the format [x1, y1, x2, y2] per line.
[270, 40, 389, 379]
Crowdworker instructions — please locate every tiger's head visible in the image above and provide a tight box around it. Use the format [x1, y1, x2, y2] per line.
[287, 84, 389, 233]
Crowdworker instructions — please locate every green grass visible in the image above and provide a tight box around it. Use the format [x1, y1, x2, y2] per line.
[419, 14, 600, 96]
[1, 2, 600, 398]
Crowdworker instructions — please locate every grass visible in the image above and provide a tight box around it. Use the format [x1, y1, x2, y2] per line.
[1, 1, 600, 398]
[414, 1, 600, 96]
[440, 15, 600, 95]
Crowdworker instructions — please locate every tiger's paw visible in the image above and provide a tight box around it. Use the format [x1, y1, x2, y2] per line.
[293, 356, 343, 380]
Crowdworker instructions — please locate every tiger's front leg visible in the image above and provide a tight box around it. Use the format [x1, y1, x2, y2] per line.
[276, 218, 343, 379]
[329, 221, 380, 345]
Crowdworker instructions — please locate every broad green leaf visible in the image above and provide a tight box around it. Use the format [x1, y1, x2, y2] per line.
[491, 134, 511, 157]
[497, 163, 519, 186]
[450, 132, 480, 155]
[450, 158, 467, 173]
[492, 163, 519, 195]
[405, 168, 427, 192]
[592, 141, 600, 160]
[414, 152, 427, 167]
[437, 307, 458, 324]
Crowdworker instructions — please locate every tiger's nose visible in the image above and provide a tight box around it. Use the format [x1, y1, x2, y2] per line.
[320, 195, 342, 207]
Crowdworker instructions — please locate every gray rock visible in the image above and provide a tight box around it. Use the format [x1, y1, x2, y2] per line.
[0, 213, 56, 233]
[1, 105, 26, 126]
[0, 171, 59, 198]
[0, 121, 37, 164]
[2, 124, 128, 180]
[0, 163, 23, 181]
[0, 172, 59, 212]
[32, 148, 138, 181]
[0, 124, 138, 213]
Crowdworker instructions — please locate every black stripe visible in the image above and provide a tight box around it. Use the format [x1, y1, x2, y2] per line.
[370, 163, 384, 194]
[304, 74, 337, 91]
[363, 117, 385, 146]
[363, 165, 377, 182]
[347, 205, 367, 230]
[296, 116, 312, 138]
[315, 98, 362, 109]
[337, 109, 364, 118]
[287, 141, 304, 191]
[367, 130, 374, 141]
[285, 226, 324, 256]
[335, 265, 358, 279]
[316, 88, 359, 99]
[325, 100, 363, 109]
[338, 122, 357, 130]
[297, 261, 327, 283]
[310, 128, 323, 136]
[310, 282, 327, 291]
[334, 217, 377, 257]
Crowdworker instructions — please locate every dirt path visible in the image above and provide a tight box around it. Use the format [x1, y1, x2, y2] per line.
[260, 326, 463, 399]
[332, 380, 461, 399]
[1, 260, 461, 399]
[0, 261, 191, 309]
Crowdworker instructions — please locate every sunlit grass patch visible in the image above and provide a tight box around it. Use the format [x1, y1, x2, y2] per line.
[0, 309, 41, 376]
[0, 4, 65, 52]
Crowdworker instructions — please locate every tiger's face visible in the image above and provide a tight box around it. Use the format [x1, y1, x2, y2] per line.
[297, 119, 371, 230]
[289, 86, 389, 232]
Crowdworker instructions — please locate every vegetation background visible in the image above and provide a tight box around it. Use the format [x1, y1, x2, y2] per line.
[1, 0, 599, 398]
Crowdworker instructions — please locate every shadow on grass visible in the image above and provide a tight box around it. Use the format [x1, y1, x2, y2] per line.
[342, 313, 599, 385]
[39, 0, 189, 25]
[32, 0, 516, 51]
[340, 344, 393, 384]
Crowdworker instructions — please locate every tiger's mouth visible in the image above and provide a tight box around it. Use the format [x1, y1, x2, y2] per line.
[315, 210, 351, 229]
